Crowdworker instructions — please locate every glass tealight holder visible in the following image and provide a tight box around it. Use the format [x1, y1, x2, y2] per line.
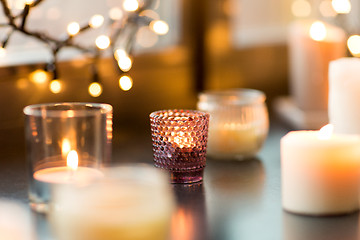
[150, 109, 210, 184]
[24, 102, 113, 213]
[197, 89, 269, 160]
[49, 165, 174, 240]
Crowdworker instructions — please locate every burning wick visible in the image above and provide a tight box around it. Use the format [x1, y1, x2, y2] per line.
[67, 150, 78, 178]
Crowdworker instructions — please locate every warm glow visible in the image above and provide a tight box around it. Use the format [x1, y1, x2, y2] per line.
[114, 49, 127, 61]
[318, 124, 334, 140]
[347, 35, 360, 56]
[16, 78, 28, 89]
[95, 35, 110, 49]
[309, 21, 327, 41]
[319, 0, 337, 17]
[136, 26, 158, 47]
[117, 55, 132, 72]
[49, 80, 62, 94]
[67, 150, 78, 171]
[62, 138, 71, 158]
[0, 47, 6, 58]
[150, 20, 169, 35]
[25, 0, 34, 5]
[119, 75, 133, 91]
[291, 0, 311, 17]
[88, 82, 103, 97]
[109, 7, 123, 20]
[171, 208, 194, 240]
[67, 22, 80, 36]
[89, 15, 104, 28]
[139, 10, 160, 20]
[332, 0, 351, 14]
[30, 69, 48, 84]
[123, 0, 139, 12]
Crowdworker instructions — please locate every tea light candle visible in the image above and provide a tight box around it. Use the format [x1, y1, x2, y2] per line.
[34, 150, 103, 185]
[281, 124, 360, 215]
[329, 57, 360, 134]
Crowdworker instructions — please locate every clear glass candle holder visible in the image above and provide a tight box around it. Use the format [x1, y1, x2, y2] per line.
[49, 165, 174, 240]
[149, 109, 210, 184]
[197, 89, 269, 160]
[24, 102, 113, 213]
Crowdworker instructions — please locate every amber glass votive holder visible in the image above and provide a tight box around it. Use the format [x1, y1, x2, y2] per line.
[150, 109, 210, 184]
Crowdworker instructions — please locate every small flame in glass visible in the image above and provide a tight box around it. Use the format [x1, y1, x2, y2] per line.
[67, 150, 78, 171]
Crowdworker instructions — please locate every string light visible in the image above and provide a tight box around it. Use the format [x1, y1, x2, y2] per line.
[119, 75, 133, 91]
[309, 21, 327, 41]
[89, 15, 104, 28]
[29, 70, 49, 84]
[67, 22, 80, 36]
[109, 7, 123, 20]
[25, 0, 35, 5]
[49, 80, 62, 94]
[123, 0, 139, 12]
[117, 55, 132, 72]
[347, 35, 360, 56]
[88, 82, 103, 97]
[332, 0, 351, 14]
[150, 20, 169, 35]
[95, 35, 111, 49]
[0, 47, 6, 58]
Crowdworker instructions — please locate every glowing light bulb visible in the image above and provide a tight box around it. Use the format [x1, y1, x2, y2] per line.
[30, 69, 48, 84]
[114, 49, 127, 61]
[332, 0, 351, 14]
[95, 35, 110, 50]
[25, 0, 34, 5]
[0, 47, 6, 58]
[109, 7, 123, 20]
[291, 0, 311, 17]
[123, 0, 139, 12]
[88, 82, 102, 97]
[117, 55, 132, 72]
[136, 26, 158, 47]
[119, 75, 133, 91]
[89, 15, 104, 28]
[347, 35, 360, 56]
[319, 0, 337, 17]
[150, 20, 169, 35]
[49, 80, 62, 94]
[309, 21, 327, 41]
[67, 22, 80, 36]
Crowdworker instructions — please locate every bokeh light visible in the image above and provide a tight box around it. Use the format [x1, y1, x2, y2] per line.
[67, 22, 80, 36]
[150, 20, 169, 35]
[119, 75, 133, 91]
[89, 15, 104, 28]
[347, 35, 360, 56]
[139, 10, 160, 20]
[16, 78, 29, 90]
[95, 35, 111, 49]
[291, 0, 311, 17]
[136, 26, 158, 47]
[109, 7, 123, 20]
[88, 82, 103, 97]
[30, 69, 49, 84]
[332, 0, 351, 14]
[123, 0, 139, 12]
[117, 55, 132, 72]
[25, 0, 34, 5]
[319, 0, 337, 17]
[114, 49, 127, 61]
[309, 21, 327, 41]
[49, 80, 62, 94]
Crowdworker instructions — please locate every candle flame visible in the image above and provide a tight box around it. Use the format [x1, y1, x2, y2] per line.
[318, 124, 334, 140]
[67, 150, 78, 171]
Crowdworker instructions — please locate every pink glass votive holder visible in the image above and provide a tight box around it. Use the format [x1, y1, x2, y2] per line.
[150, 109, 210, 184]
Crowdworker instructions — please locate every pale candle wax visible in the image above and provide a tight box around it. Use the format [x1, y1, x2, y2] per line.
[281, 124, 360, 215]
[207, 123, 261, 157]
[33, 150, 103, 185]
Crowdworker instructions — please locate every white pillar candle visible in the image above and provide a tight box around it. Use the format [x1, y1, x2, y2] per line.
[329, 57, 360, 134]
[281, 125, 360, 215]
[288, 20, 346, 111]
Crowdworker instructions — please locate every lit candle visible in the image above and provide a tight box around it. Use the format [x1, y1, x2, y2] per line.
[281, 124, 360, 215]
[328, 57, 360, 134]
[288, 20, 346, 112]
[34, 150, 103, 185]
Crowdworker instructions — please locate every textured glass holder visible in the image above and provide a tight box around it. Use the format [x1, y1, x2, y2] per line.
[197, 89, 269, 160]
[49, 165, 174, 240]
[24, 102, 113, 213]
[150, 109, 210, 184]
